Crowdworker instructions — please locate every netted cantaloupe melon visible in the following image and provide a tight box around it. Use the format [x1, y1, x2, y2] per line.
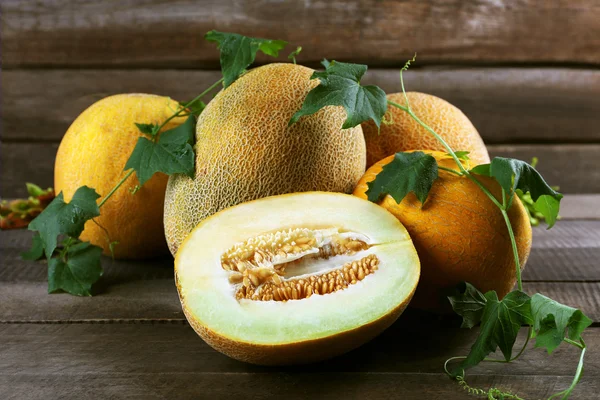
[354, 151, 532, 313]
[362, 92, 490, 168]
[164, 63, 367, 255]
[175, 192, 420, 365]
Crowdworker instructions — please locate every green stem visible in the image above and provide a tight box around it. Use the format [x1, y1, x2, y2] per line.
[156, 77, 224, 132]
[444, 327, 532, 377]
[438, 166, 463, 176]
[501, 207, 523, 291]
[563, 338, 585, 350]
[98, 169, 134, 209]
[548, 339, 586, 400]
[387, 100, 466, 172]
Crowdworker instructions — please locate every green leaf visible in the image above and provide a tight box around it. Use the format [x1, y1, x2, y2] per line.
[531, 294, 592, 354]
[452, 151, 471, 161]
[448, 282, 488, 329]
[471, 157, 563, 228]
[454, 290, 532, 376]
[48, 241, 103, 296]
[289, 60, 388, 129]
[26, 182, 45, 197]
[124, 115, 196, 185]
[21, 232, 45, 261]
[288, 46, 302, 63]
[28, 187, 101, 259]
[365, 151, 438, 205]
[135, 123, 160, 137]
[180, 100, 206, 117]
[205, 30, 287, 88]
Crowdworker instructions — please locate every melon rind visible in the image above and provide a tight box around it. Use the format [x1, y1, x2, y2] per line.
[164, 63, 367, 256]
[175, 192, 420, 365]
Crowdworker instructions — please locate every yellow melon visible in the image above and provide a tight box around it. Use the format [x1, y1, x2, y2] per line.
[55, 94, 186, 259]
[164, 63, 367, 255]
[353, 151, 532, 312]
[175, 192, 420, 364]
[363, 92, 490, 168]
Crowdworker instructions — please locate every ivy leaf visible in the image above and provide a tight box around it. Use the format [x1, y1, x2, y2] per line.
[452, 151, 471, 161]
[28, 187, 101, 259]
[289, 60, 388, 129]
[471, 157, 563, 228]
[48, 241, 103, 296]
[453, 290, 532, 377]
[124, 115, 196, 185]
[134, 123, 160, 137]
[448, 282, 488, 329]
[21, 232, 45, 261]
[205, 30, 287, 88]
[26, 182, 45, 197]
[180, 100, 206, 118]
[531, 294, 592, 354]
[365, 151, 438, 205]
[288, 46, 302, 63]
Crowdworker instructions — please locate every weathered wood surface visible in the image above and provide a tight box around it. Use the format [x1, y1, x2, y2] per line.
[2, 68, 599, 143]
[3, 0, 600, 68]
[2, 142, 598, 198]
[0, 323, 598, 400]
[2, 219, 599, 322]
[1, 220, 599, 399]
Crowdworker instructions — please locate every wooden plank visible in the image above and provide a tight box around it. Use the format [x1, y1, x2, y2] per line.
[2, 68, 599, 143]
[2, 0, 600, 68]
[560, 195, 600, 220]
[2, 142, 599, 198]
[0, 323, 598, 399]
[2, 280, 597, 323]
[2, 220, 599, 282]
[2, 374, 598, 400]
[487, 144, 600, 194]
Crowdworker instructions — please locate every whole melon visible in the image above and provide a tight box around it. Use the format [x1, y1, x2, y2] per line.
[363, 92, 490, 168]
[353, 151, 532, 312]
[164, 63, 366, 255]
[55, 94, 187, 259]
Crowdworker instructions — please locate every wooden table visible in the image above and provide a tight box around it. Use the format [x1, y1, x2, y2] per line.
[1, 194, 599, 399]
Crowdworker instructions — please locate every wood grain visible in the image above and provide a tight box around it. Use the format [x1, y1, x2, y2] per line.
[2, 0, 600, 68]
[2, 373, 598, 400]
[2, 219, 598, 282]
[2, 68, 599, 143]
[0, 323, 598, 400]
[2, 221, 599, 322]
[2, 142, 599, 198]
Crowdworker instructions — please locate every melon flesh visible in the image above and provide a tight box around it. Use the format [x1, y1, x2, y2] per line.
[175, 192, 420, 365]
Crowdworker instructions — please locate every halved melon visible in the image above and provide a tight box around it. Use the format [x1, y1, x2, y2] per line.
[175, 192, 420, 365]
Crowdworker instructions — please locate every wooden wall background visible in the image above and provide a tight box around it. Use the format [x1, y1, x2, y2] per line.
[1, 0, 599, 198]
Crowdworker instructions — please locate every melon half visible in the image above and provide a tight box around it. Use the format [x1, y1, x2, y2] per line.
[175, 192, 420, 365]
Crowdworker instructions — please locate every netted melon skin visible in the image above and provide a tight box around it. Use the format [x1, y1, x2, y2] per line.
[164, 63, 366, 255]
[363, 92, 490, 168]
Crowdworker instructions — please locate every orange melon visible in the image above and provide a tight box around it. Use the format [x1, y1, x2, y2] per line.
[55, 94, 186, 259]
[353, 151, 531, 312]
[362, 92, 490, 168]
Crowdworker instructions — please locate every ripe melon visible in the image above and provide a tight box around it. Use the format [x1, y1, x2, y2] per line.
[164, 63, 367, 255]
[55, 94, 187, 259]
[175, 192, 420, 365]
[362, 92, 490, 167]
[353, 151, 531, 312]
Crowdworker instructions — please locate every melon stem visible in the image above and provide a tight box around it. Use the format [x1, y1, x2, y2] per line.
[98, 169, 135, 209]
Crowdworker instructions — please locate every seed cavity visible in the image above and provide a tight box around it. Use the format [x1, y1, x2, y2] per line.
[220, 228, 378, 302]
